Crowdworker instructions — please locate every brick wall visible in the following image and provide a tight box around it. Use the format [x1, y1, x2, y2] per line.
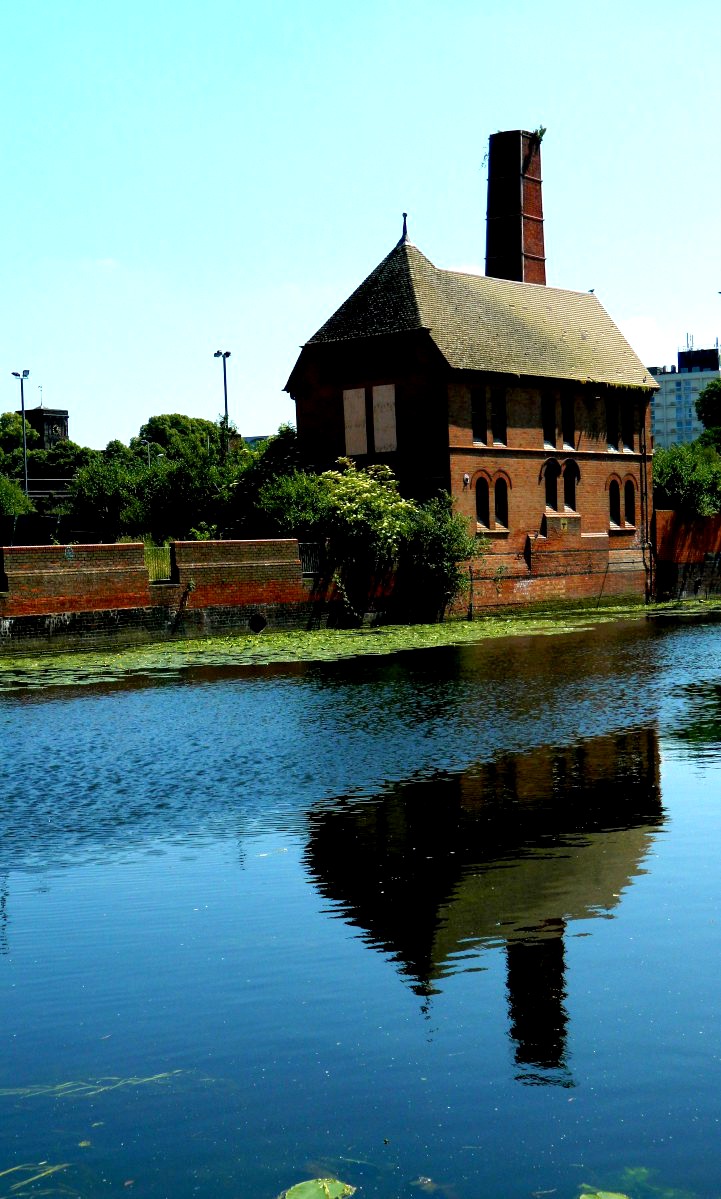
[171, 539, 308, 609]
[449, 379, 651, 550]
[0, 543, 151, 617]
[0, 540, 320, 650]
[653, 510, 721, 599]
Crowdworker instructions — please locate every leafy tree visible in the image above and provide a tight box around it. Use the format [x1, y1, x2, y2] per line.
[653, 442, 721, 516]
[130, 413, 229, 463]
[0, 474, 34, 516]
[695, 377, 721, 430]
[25, 440, 98, 481]
[0, 412, 40, 480]
[258, 458, 475, 620]
[0, 412, 40, 456]
[104, 439, 137, 464]
[256, 469, 332, 540]
[396, 495, 478, 619]
[67, 456, 144, 539]
[229, 424, 303, 533]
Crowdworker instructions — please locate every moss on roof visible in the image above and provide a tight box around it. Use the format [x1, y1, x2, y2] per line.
[305, 240, 655, 390]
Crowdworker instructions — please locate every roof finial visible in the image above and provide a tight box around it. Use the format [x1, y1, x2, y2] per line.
[401, 212, 408, 243]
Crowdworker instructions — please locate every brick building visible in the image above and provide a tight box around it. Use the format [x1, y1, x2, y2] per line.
[287, 130, 657, 608]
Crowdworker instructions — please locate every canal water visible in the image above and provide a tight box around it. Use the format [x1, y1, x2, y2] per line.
[2, 616, 721, 1199]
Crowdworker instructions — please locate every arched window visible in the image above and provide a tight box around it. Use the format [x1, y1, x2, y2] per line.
[495, 478, 509, 528]
[624, 480, 636, 526]
[563, 461, 580, 511]
[476, 477, 490, 527]
[609, 480, 621, 526]
[544, 460, 561, 511]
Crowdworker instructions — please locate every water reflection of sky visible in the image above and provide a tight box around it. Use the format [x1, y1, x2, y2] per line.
[2, 618, 721, 1199]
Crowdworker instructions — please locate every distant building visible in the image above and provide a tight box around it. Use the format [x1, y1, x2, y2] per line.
[648, 347, 720, 448]
[17, 406, 69, 451]
[286, 129, 656, 607]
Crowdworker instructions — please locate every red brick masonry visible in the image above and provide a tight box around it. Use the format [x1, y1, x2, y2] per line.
[0, 540, 309, 619]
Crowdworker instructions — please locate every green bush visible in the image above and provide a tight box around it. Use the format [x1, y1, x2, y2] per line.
[258, 459, 476, 621]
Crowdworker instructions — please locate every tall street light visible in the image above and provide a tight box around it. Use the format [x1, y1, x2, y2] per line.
[11, 370, 30, 496]
[214, 350, 231, 458]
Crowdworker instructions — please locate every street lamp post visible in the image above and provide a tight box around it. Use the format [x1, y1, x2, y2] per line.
[11, 370, 30, 496]
[214, 350, 231, 458]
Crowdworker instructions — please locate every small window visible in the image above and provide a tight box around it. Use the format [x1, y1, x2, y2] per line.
[491, 388, 507, 445]
[541, 395, 556, 448]
[476, 477, 490, 527]
[621, 404, 634, 452]
[624, 480, 636, 526]
[562, 397, 575, 449]
[609, 480, 621, 526]
[563, 461, 579, 511]
[471, 386, 486, 443]
[545, 460, 561, 511]
[606, 401, 619, 452]
[494, 478, 509, 528]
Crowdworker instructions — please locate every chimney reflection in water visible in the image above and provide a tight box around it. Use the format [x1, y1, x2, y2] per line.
[305, 727, 663, 1087]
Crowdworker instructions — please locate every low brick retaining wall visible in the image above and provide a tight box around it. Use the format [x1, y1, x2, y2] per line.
[0, 527, 654, 653]
[0, 539, 326, 652]
[654, 510, 721, 599]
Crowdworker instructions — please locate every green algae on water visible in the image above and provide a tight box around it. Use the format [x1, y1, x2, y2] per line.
[0, 599, 716, 695]
[278, 1182, 355, 1199]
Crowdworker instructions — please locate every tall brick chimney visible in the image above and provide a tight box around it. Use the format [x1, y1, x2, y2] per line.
[485, 129, 546, 285]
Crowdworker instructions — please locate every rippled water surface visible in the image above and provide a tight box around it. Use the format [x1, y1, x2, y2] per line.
[3, 617, 721, 1199]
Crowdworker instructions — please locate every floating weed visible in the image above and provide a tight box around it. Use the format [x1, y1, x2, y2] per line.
[278, 1182, 355, 1199]
[580, 1169, 698, 1199]
[0, 601, 697, 694]
[0, 1070, 183, 1099]
[0, 1163, 72, 1199]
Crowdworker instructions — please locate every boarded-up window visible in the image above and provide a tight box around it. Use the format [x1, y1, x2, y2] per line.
[343, 388, 367, 455]
[372, 384, 397, 452]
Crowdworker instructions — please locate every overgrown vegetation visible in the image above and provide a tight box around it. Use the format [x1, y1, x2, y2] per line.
[258, 459, 477, 619]
[653, 442, 721, 516]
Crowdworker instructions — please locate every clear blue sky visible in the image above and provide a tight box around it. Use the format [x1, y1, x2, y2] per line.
[2, 0, 719, 449]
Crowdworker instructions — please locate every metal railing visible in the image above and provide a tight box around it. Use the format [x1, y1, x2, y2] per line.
[298, 542, 327, 577]
[145, 544, 172, 582]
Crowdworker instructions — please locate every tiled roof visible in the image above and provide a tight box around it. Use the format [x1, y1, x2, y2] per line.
[306, 240, 655, 390]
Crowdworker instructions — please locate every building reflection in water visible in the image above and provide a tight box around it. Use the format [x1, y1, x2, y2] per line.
[304, 726, 663, 1086]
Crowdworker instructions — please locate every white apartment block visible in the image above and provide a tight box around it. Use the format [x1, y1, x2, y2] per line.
[648, 347, 720, 448]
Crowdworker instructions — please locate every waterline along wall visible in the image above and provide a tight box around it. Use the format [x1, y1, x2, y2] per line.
[0, 531, 655, 652]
